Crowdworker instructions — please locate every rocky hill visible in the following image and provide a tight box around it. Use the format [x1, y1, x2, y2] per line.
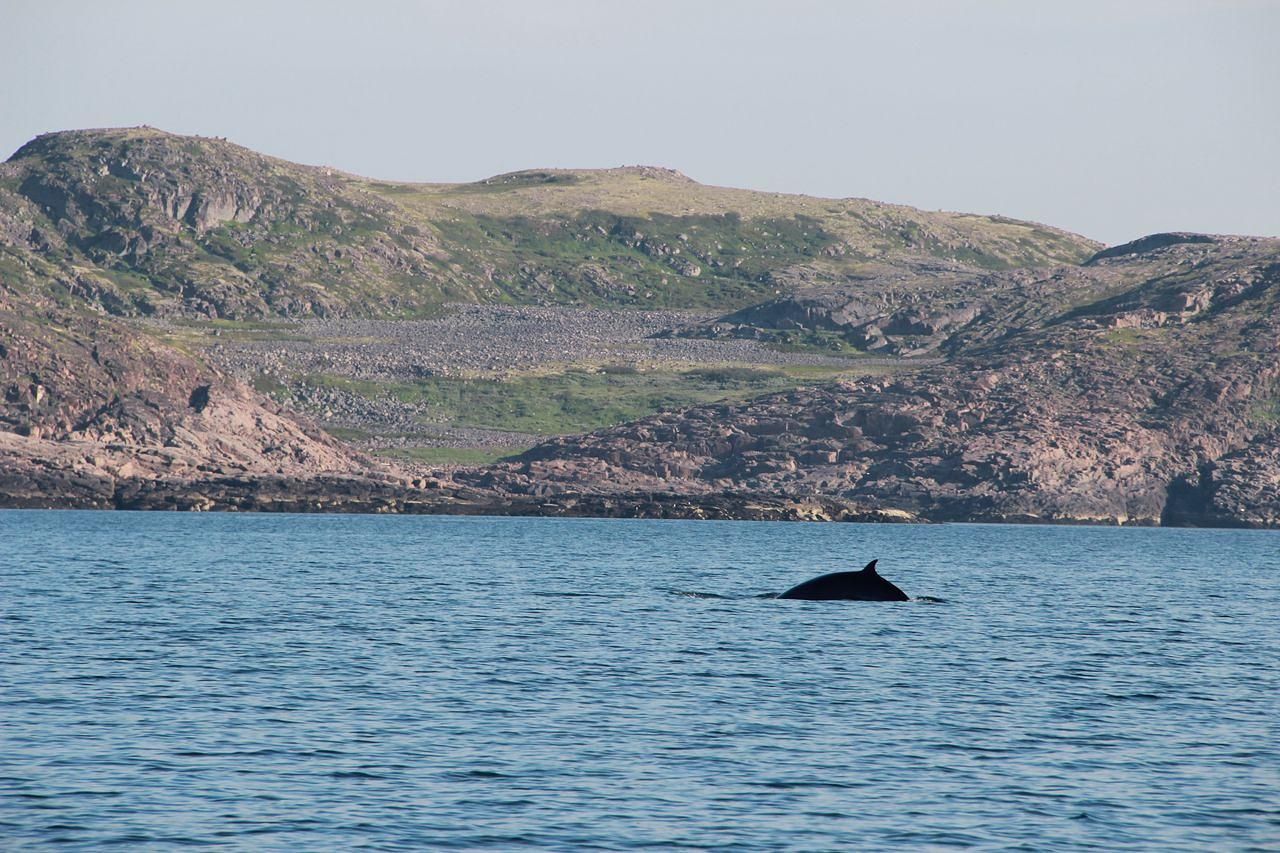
[0, 127, 1096, 319]
[0, 278, 422, 509]
[464, 236, 1280, 527]
[2, 127, 1278, 526]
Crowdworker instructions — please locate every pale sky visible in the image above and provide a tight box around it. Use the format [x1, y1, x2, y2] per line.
[4, 0, 1277, 245]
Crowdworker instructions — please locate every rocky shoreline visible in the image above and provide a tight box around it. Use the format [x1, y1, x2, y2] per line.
[6, 466, 1276, 528]
[6, 491, 1274, 528]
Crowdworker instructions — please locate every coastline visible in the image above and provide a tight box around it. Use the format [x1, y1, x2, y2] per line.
[4, 477, 1275, 529]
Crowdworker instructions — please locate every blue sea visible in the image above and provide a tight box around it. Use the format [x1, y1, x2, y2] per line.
[1, 511, 1277, 850]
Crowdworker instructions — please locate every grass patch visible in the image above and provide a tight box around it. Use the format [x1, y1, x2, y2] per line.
[367, 182, 424, 195]
[251, 373, 289, 394]
[760, 329, 872, 354]
[451, 171, 583, 194]
[376, 446, 521, 466]
[1249, 396, 1280, 425]
[683, 366, 777, 383]
[96, 266, 155, 293]
[324, 425, 376, 442]
[161, 319, 315, 345]
[296, 362, 873, 436]
[427, 209, 842, 310]
[1101, 327, 1154, 348]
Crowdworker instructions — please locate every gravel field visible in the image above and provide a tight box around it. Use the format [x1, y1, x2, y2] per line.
[191, 305, 864, 381]
[151, 306, 907, 454]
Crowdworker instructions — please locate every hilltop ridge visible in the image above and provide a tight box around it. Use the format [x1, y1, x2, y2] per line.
[1, 127, 1099, 319]
[469, 165, 696, 186]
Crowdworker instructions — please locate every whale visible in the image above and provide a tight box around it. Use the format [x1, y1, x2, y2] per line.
[777, 559, 909, 601]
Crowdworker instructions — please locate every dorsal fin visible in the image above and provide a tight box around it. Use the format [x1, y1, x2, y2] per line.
[862, 559, 879, 574]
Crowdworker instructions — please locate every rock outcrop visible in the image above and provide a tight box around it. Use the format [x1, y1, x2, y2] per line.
[0, 279, 410, 508]
[2, 127, 448, 317]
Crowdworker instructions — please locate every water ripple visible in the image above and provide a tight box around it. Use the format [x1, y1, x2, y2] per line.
[1, 511, 1277, 849]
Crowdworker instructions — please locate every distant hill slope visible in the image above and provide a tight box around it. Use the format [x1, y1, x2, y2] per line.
[464, 236, 1280, 527]
[0, 127, 1098, 319]
[4, 127, 1280, 527]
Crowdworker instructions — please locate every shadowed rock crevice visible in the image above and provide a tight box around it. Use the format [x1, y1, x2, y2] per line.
[1161, 465, 1218, 527]
[1086, 232, 1217, 264]
[187, 384, 211, 413]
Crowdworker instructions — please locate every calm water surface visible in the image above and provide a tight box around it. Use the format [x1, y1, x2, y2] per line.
[1, 511, 1277, 850]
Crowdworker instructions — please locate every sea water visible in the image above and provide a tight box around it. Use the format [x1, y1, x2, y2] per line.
[1, 511, 1277, 850]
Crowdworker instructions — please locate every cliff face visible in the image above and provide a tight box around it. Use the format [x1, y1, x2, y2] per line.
[464, 237, 1280, 526]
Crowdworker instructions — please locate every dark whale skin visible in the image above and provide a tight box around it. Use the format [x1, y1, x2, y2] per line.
[777, 559, 909, 601]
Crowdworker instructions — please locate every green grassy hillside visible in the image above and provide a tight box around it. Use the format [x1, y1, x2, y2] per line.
[0, 128, 1100, 319]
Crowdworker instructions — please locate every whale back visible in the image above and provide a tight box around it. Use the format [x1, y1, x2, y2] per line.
[777, 559, 909, 601]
